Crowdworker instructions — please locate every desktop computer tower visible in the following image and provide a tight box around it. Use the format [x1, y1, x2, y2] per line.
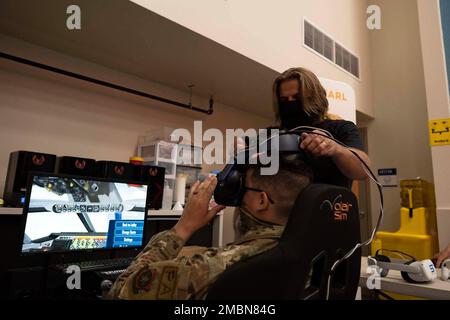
[3, 151, 56, 207]
[57, 156, 96, 177]
[135, 165, 165, 210]
[94, 161, 135, 181]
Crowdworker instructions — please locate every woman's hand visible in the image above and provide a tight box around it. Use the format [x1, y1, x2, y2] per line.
[173, 176, 225, 242]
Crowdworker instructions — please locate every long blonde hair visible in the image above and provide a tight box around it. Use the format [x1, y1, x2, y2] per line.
[272, 67, 330, 124]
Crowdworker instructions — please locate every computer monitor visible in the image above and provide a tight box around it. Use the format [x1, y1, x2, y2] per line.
[20, 173, 148, 254]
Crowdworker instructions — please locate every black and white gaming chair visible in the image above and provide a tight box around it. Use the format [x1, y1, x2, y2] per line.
[206, 184, 361, 300]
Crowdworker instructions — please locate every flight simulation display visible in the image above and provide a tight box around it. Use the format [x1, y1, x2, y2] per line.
[21, 175, 148, 253]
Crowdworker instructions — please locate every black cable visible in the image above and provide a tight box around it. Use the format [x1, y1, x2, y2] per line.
[292, 129, 384, 299]
[243, 126, 384, 300]
[375, 248, 417, 262]
[288, 131, 384, 238]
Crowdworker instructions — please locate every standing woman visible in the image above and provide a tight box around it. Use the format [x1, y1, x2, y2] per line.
[272, 67, 370, 188]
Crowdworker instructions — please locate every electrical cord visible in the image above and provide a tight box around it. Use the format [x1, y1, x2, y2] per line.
[375, 248, 417, 262]
[286, 127, 384, 300]
[234, 125, 384, 300]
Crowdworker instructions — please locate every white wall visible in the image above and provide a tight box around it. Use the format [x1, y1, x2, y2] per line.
[0, 34, 273, 246]
[131, 0, 374, 117]
[417, 0, 450, 250]
[0, 35, 271, 199]
[364, 0, 434, 233]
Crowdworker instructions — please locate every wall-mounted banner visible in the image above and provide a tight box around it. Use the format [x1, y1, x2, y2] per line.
[378, 168, 398, 188]
[429, 118, 450, 146]
[319, 77, 356, 124]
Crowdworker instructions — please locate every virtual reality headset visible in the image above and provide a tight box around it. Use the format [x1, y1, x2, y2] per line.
[214, 132, 310, 207]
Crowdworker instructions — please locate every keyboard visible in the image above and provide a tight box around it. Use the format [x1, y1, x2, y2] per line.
[57, 257, 134, 273]
[97, 269, 128, 281]
[99, 269, 127, 276]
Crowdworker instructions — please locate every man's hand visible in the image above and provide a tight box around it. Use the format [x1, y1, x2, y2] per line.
[300, 130, 342, 158]
[434, 244, 450, 267]
[300, 130, 370, 180]
[173, 176, 225, 242]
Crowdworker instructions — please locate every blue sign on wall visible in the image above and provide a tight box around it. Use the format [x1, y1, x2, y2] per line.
[441, 0, 450, 95]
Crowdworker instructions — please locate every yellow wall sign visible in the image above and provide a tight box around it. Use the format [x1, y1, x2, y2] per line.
[429, 118, 450, 146]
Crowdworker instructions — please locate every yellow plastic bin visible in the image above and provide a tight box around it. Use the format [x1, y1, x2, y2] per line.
[370, 179, 439, 300]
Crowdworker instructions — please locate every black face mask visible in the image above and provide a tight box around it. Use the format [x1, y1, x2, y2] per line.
[279, 100, 316, 130]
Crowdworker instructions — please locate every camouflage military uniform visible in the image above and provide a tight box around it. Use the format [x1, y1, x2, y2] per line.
[108, 210, 284, 300]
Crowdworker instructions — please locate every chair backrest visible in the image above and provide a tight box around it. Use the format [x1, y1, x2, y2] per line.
[206, 184, 361, 300]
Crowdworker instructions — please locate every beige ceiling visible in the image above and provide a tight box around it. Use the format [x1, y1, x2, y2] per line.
[0, 0, 279, 118]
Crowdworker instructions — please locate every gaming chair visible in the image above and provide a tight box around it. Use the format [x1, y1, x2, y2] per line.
[206, 184, 361, 300]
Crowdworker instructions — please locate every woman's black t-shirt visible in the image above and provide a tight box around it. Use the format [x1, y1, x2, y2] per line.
[308, 120, 364, 189]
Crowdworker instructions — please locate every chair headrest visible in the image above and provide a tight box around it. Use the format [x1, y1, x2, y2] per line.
[281, 184, 360, 250]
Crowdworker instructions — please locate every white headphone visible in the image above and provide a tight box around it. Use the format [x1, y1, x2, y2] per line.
[368, 256, 437, 283]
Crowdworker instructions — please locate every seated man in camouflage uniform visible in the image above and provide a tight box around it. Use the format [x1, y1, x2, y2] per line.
[108, 156, 312, 300]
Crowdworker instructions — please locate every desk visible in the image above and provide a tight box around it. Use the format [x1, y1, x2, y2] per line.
[0, 207, 225, 247]
[360, 257, 450, 300]
[0, 208, 188, 216]
[0, 207, 22, 215]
